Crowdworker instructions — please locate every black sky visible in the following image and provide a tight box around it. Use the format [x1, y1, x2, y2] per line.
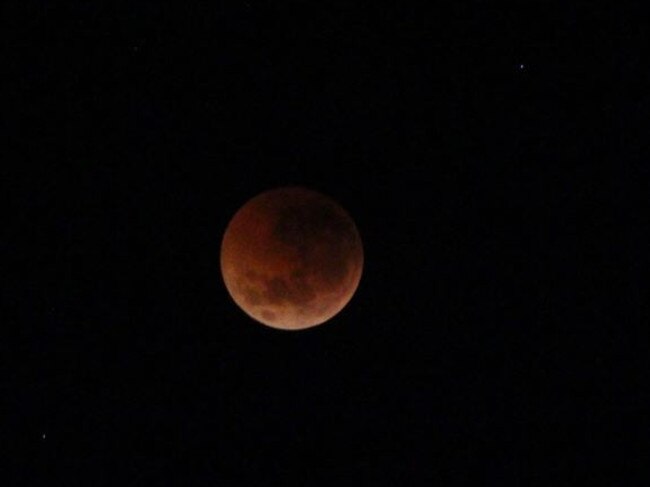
[3, 1, 645, 485]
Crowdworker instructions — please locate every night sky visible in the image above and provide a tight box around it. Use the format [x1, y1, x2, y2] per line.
[4, 1, 644, 485]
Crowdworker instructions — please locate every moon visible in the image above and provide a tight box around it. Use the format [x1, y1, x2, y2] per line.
[220, 186, 364, 330]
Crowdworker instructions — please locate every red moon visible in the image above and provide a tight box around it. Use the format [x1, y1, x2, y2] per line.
[220, 187, 364, 330]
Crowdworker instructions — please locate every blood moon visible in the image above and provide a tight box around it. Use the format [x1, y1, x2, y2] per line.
[220, 187, 363, 330]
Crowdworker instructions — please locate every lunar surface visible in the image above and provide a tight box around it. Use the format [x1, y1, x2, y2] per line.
[220, 187, 364, 330]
